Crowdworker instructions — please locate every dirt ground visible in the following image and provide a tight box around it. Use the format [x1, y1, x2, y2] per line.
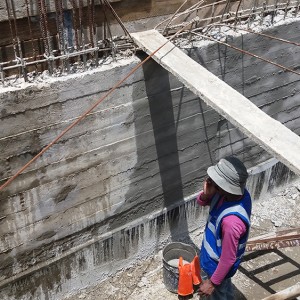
[64, 180, 300, 300]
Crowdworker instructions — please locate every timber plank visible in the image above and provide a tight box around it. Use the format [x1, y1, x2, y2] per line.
[131, 30, 300, 175]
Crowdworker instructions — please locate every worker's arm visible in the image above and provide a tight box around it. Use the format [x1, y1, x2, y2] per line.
[199, 215, 246, 296]
[210, 215, 247, 285]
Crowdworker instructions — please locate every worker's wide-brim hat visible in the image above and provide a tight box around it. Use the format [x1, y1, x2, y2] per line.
[207, 156, 248, 196]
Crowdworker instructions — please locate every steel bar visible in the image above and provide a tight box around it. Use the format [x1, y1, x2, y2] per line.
[102, 0, 135, 42]
[54, 0, 65, 55]
[216, 23, 300, 47]
[10, 0, 25, 81]
[163, 0, 299, 32]
[87, 0, 94, 47]
[1, 43, 134, 71]
[155, 0, 219, 30]
[220, 0, 231, 22]
[101, 0, 116, 60]
[234, 0, 243, 25]
[0, 21, 193, 190]
[191, 31, 300, 77]
[165, 0, 300, 30]
[71, 0, 80, 50]
[163, 0, 189, 35]
[37, 0, 50, 74]
[284, 0, 291, 18]
[78, 0, 84, 46]
[5, 0, 18, 58]
[272, 0, 279, 23]
[24, 0, 37, 60]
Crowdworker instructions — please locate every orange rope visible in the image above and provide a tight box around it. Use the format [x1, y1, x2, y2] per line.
[0, 26, 188, 192]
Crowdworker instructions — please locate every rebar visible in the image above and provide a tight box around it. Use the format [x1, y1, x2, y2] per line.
[101, 0, 116, 60]
[1, 43, 134, 72]
[71, 0, 80, 50]
[162, 0, 189, 35]
[190, 31, 300, 77]
[54, 0, 65, 55]
[24, 0, 37, 60]
[5, 0, 18, 58]
[87, 0, 94, 47]
[102, 0, 134, 42]
[234, 0, 243, 26]
[1, 0, 300, 85]
[217, 23, 300, 47]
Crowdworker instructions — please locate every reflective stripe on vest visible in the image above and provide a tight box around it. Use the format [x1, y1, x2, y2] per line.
[200, 189, 251, 277]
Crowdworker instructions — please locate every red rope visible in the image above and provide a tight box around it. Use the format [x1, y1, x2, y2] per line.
[0, 17, 193, 192]
[0, 37, 170, 192]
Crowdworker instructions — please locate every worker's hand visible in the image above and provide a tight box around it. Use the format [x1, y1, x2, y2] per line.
[198, 279, 215, 297]
[201, 178, 218, 201]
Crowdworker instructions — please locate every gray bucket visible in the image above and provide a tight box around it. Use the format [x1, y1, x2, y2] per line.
[162, 242, 197, 293]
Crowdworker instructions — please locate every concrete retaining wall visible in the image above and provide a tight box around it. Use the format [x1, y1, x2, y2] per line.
[0, 19, 300, 299]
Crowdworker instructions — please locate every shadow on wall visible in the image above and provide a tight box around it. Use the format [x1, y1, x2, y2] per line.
[142, 54, 187, 242]
[120, 52, 205, 248]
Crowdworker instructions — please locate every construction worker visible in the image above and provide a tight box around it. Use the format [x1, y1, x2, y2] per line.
[197, 156, 252, 299]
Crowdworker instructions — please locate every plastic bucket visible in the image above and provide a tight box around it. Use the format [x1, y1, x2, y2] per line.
[162, 242, 197, 293]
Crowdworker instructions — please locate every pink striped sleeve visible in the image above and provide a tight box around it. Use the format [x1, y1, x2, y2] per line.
[210, 215, 247, 285]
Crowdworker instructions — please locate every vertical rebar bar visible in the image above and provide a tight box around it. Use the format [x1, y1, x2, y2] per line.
[91, 0, 96, 48]
[87, 0, 94, 47]
[37, 0, 48, 55]
[54, 0, 65, 55]
[248, 0, 258, 28]
[272, 0, 279, 24]
[79, 0, 87, 69]
[234, 0, 243, 26]
[295, 0, 300, 16]
[5, 0, 18, 59]
[78, 0, 84, 46]
[284, 0, 290, 18]
[24, 0, 37, 61]
[9, 0, 28, 81]
[71, 0, 80, 50]
[101, 0, 116, 60]
[220, 0, 230, 23]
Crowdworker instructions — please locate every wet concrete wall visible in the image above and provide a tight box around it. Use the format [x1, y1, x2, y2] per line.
[0, 19, 300, 299]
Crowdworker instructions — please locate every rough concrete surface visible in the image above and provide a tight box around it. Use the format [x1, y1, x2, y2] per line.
[1, 12, 300, 300]
[63, 178, 300, 300]
[131, 29, 300, 175]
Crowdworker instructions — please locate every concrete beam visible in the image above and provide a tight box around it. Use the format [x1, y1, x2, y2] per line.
[131, 30, 300, 175]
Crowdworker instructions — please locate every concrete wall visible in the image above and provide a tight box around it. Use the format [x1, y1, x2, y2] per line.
[0, 0, 121, 22]
[0, 19, 300, 299]
[0, 0, 197, 22]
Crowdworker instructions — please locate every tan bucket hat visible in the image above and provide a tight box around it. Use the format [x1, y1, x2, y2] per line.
[207, 156, 248, 195]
